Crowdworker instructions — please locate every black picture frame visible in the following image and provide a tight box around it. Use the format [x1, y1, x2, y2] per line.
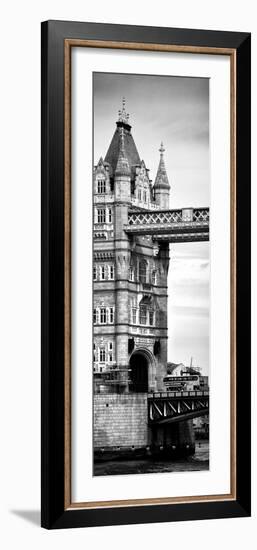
[41, 20, 251, 529]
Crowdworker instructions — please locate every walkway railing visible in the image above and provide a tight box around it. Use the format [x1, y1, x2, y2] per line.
[128, 208, 209, 226]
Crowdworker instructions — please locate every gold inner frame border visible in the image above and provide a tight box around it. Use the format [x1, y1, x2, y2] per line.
[64, 38, 237, 510]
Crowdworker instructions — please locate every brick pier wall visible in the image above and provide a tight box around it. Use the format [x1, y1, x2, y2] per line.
[94, 394, 195, 457]
[94, 393, 148, 450]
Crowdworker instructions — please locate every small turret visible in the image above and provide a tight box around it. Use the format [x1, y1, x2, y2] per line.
[115, 128, 130, 178]
[154, 142, 170, 209]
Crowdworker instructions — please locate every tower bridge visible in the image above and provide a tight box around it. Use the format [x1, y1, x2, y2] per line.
[93, 98, 209, 460]
[93, 98, 209, 394]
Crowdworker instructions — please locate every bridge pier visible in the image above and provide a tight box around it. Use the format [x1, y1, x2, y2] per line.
[94, 393, 198, 462]
[149, 420, 195, 458]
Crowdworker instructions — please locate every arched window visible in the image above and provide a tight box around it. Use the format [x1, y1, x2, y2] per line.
[149, 310, 154, 326]
[93, 309, 98, 324]
[100, 308, 107, 324]
[131, 307, 137, 324]
[109, 265, 114, 280]
[108, 307, 114, 324]
[99, 348, 106, 362]
[151, 270, 157, 285]
[97, 179, 106, 194]
[139, 305, 147, 325]
[97, 208, 106, 223]
[139, 260, 147, 284]
[129, 265, 134, 281]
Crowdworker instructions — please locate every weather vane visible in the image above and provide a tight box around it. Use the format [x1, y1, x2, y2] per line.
[159, 142, 165, 155]
[118, 97, 130, 123]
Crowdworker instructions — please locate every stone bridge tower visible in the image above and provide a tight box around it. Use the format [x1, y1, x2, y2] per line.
[93, 99, 170, 394]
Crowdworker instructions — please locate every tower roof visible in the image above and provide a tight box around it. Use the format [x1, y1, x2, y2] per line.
[104, 98, 141, 176]
[154, 142, 170, 190]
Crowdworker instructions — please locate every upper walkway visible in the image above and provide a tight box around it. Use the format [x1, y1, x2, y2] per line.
[125, 207, 209, 243]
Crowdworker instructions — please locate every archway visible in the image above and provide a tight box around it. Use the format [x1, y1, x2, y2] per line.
[129, 351, 149, 393]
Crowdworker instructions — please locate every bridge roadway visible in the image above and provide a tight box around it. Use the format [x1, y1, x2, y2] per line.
[148, 390, 209, 425]
[124, 207, 209, 243]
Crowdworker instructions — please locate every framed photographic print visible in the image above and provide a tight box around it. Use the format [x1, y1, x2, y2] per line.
[41, 20, 251, 529]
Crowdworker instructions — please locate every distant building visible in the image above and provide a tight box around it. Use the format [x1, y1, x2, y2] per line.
[193, 415, 209, 438]
[167, 362, 185, 376]
[199, 375, 209, 390]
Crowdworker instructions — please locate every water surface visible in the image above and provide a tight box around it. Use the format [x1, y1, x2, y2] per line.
[94, 440, 209, 476]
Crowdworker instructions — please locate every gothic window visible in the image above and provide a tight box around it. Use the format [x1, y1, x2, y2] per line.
[108, 342, 113, 351]
[151, 270, 157, 285]
[100, 308, 107, 324]
[93, 309, 98, 324]
[129, 265, 134, 281]
[132, 307, 137, 324]
[99, 348, 106, 362]
[93, 343, 96, 362]
[108, 353, 113, 363]
[100, 265, 105, 280]
[143, 190, 147, 203]
[93, 265, 97, 280]
[109, 265, 114, 280]
[97, 208, 106, 223]
[97, 179, 106, 194]
[149, 310, 154, 326]
[109, 307, 114, 324]
[138, 189, 142, 201]
[139, 260, 147, 284]
[108, 208, 112, 223]
[155, 309, 160, 325]
[139, 305, 147, 325]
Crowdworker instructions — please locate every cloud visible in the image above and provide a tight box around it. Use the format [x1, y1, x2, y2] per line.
[169, 258, 210, 285]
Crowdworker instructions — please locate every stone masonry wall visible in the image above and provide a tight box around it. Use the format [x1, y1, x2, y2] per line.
[94, 394, 148, 449]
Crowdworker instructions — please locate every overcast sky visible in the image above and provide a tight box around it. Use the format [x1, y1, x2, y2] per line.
[94, 72, 209, 375]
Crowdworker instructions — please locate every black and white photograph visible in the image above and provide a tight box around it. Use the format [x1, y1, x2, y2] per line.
[93, 72, 210, 476]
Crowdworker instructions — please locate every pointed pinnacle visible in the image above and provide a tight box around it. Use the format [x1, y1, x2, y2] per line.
[159, 142, 165, 155]
[118, 97, 130, 124]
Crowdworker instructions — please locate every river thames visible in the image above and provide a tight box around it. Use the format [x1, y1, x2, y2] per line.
[94, 440, 209, 476]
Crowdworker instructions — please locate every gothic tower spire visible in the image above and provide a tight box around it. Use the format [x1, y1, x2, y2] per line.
[118, 97, 130, 125]
[104, 98, 141, 177]
[154, 142, 170, 209]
